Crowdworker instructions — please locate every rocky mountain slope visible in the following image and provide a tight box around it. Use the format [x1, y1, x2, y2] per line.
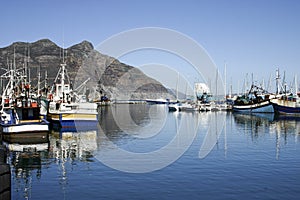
[0, 39, 172, 100]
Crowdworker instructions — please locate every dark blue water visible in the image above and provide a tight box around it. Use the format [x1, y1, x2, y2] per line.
[4, 104, 300, 200]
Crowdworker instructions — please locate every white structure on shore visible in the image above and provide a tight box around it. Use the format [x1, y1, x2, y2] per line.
[194, 83, 211, 98]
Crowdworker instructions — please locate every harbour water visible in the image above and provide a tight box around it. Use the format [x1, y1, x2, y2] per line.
[3, 104, 300, 200]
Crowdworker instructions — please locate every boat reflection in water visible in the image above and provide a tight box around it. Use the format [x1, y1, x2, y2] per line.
[232, 112, 300, 159]
[3, 104, 300, 199]
[50, 128, 98, 162]
[233, 112, 300, 135]
[49, 127, 98, 195]
[4, 139, 49, 200]
[5, 125, 98, 199]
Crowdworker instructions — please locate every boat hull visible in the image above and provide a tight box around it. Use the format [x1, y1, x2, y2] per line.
[146, 99, 169, 104]
[48, 112, 98, 131]
[232, 100, 274, 113]
[0, 121, 49, 144]
[2, 132, 49, 144]
[168, 106, 178, 112]
[271, 100, 300, 115]
[1, 123, 49, 134]
[0, 119, 49, 143]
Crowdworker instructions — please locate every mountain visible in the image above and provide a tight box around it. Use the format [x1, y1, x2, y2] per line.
[0, 39, 173, 100]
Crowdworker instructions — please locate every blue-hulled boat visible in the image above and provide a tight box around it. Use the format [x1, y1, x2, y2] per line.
[270, 69, 300, 115]
[271, 95, 300, 115]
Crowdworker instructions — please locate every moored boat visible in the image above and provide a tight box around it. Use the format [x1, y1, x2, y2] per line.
[168, 101, 198, 112]
[232, 85, 274, 113]
[46, 61, 98, 129]
[168, 103, 180, 112]
[232, 99, 274, 113]
[270, 69, 300, 115]
[146, 98, 170, 104]
[0, 68, 49, 141]
[271, 95, 300, 115]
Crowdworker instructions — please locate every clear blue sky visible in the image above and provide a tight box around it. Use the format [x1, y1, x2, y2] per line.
[1, 0, 299, 94]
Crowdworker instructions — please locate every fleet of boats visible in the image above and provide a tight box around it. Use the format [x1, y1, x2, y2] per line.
[232, 69, 300, 115]
[0, 66, 49, 142]
[0, 52, 98, 142]
[0, 47, 299, 143]
[167, 69, 300, 115]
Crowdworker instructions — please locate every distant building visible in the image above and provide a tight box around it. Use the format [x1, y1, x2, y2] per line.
[194, 83, 212, 103]
[194, 83, 210, 96]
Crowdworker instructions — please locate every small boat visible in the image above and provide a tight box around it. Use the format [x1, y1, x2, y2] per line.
[95, 95, 113, 106]
[199, 103, 210, 112]
[196, 89, 217, 112]
[168, 102, 198, 112]
[168, 103, 180, 112]
[146, 98, 170, 104]
[0, 68, 49, 141]
[232, 85, 274, 113]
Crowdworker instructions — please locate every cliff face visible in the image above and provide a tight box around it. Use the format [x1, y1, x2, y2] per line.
[0, 39, 172, 100]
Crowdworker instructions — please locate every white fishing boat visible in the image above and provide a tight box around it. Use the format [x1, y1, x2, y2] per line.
[0, 67, 49, 141]
[271, 96, 300, 115]
[271, 71, 300, 115]
[47, 60, 98, 130]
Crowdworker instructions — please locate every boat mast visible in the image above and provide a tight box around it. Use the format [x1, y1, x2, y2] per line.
[275, 69, 281, 94]
[28, 68, 31, 86]
[38, 66, 41, 97]
[176, 72, 179, 101]
[230, 77, 232, 98]
[224, 62, 227, 100]
[60, 45, 66, 102]
[267, 73, 272, 93]
[11, 47, 16, 95]
[215, 68, 218, 100]
[283, 71, 287, 95]
[61, 63, 66, 102]
[294, 74, 298, 96]
[45, 71, 48, 90]
[26, 43, 30, 85]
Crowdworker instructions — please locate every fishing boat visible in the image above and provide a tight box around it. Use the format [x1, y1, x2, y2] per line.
[232, 85, 274, 113]
[46, 61, 98, 130]
[0, 68, 49, 141]
[270, 70, 300, 115]
[271, 95, 300, 115]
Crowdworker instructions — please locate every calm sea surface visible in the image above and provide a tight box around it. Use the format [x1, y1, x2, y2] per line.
[3, 104, 300, 200]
